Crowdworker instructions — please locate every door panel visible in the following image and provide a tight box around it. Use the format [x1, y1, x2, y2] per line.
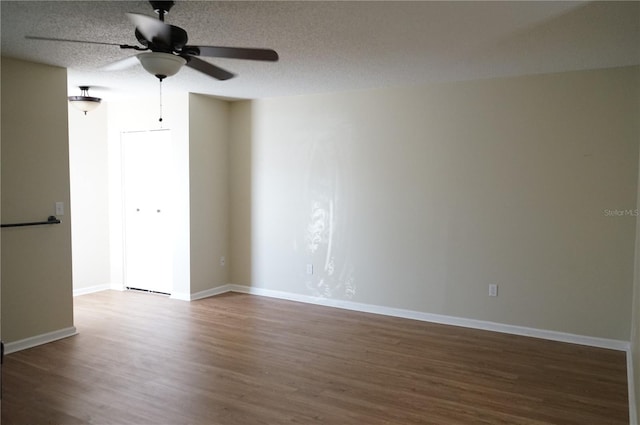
[122, 130, 173, 294]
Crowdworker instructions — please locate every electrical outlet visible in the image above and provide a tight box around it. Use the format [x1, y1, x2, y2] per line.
[306, 264, 313, 275]
[489, 284, 498, 297]
[220, 256, 226, 266]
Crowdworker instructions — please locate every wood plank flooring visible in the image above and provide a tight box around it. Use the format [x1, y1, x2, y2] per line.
[1, 290, 629, 424]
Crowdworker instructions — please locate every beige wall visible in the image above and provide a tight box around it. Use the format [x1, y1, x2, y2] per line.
[1, 57, 75, 342]
[229, 101, 253, 286]
[632, 116, 640, 424]
[633, 213, 640, 421]
[68, 101, 110, 293]
[229, 66, 639, 341]
[188, 94, 230, 293]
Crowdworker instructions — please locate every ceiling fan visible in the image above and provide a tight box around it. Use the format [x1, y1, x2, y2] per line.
[26, 0, 279, 81]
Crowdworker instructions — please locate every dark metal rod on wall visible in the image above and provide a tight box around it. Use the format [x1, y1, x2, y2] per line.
[1, 216, 61, 228]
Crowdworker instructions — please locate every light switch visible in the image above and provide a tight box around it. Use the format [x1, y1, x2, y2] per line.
[55, 202, 64, 215]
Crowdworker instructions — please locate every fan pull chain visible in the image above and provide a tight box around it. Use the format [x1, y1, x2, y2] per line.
[158, 78, 164, 126]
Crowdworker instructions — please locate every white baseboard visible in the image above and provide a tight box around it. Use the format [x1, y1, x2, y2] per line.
[4, 326, 78, 355]
[226, 284, 630, 352]
[171, 284, 233, 301]
[73, 284, 111, 297]
[628, 349, 638, 425]
[190, 285, 234, 301]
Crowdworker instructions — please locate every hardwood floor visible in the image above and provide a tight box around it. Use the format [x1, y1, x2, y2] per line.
[1, 290, 629, 424]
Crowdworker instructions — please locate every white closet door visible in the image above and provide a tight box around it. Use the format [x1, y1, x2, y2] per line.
[122, 129, 173, 294]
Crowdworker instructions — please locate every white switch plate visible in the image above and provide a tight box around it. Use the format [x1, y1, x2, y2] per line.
[306, 264, 313, 275]
[55, 202, 64, 215]
[220, 256, 226, 266]
[489, 284, 498, 297]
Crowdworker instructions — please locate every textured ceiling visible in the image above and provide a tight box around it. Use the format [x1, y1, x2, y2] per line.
[1, 1, 639, 101]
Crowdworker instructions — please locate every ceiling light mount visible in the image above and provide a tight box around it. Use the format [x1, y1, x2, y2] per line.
[68, 86, 101, 115]
[150, 1, 175, 21]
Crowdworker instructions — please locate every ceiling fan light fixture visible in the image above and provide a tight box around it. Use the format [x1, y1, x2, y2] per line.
[68, 86, 101, 115]
[137, 52, 186, 80]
